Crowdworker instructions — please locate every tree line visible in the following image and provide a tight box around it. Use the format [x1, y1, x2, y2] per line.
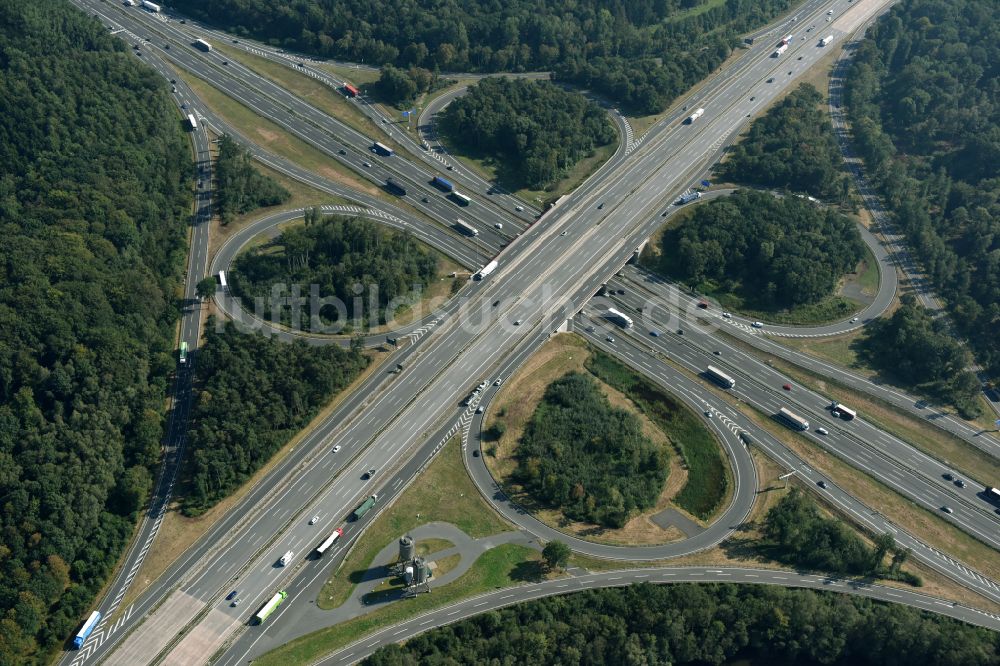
[657, 190, 866, 309]
[216, 134, 291, 224]
[231, 212, 439, 332]
[514, 372, 668, 528]
[845, 0, 1000, 380]
[720, 84, 851, 203]
[859, 296, 982, 417]
[440, 77, 616, 189]
[363, 582, 998, 665]
[167, 0, 799, 114]
[759, 489, 919, 585]
[0, 1, 193, 660]
[182, 319, 368, 514]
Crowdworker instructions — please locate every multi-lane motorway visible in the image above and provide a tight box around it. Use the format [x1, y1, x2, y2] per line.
[61, 0, 1000, 663]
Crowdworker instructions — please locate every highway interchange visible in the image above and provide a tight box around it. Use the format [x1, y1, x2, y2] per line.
[64, 0, 1000, 664]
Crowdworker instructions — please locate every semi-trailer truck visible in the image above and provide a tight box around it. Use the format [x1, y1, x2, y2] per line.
[773, 44, 788, 57]
[193, 39, 212, 52]
[432, 176, 454, 192]
[676, 191, 702, 205]
[141, 0, 160, 12]
[819, 35, 834, 46]
[474, 260, 498, 280]
[605, 307, 634, 328]
[386, 178, 406, 196]
[352, 494, 378, 520]
[685, 108, 705, 123]
[706, 365, 736, 389]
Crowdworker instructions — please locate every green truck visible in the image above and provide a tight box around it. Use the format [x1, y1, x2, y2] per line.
[352, 494, 378, 521]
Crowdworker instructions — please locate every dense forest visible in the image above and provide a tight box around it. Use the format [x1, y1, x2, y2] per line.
[169, 0, 800, 114]
[720, 84, 851, 203]
[860, 296, 982, 417]
[656, 190, 865, 309]
[845, 0, 1000, 377]
[231, 213, 438, 332]
[364, 583, 999, 665]
[0, 1, 192, 660]
[440, 78, 616, 189]
[216, 134, 290, 224]
[182, 320, 368, 514]
[514, 372, 668, 528]
[373, 65, 438, 107]
[759, 489, 919, 585]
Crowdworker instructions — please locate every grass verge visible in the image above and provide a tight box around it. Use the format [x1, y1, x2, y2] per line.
[257, 544, 541, 666]
[212, 44, 377, 140]
[751, 339, 1000, 487]
[184, 73, 384, 200]
[318, 437, 512, 610]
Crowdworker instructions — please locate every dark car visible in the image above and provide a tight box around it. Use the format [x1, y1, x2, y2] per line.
[817, 480, 828, 489]
[226, 590, 238, 601]
[943, 472, 954, 481]
[697, 301, 708, 309]
[472, 449, 480, 457]
[782, 383, 792, 391]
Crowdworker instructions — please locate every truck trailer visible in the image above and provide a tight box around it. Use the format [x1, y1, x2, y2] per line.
[819, 35, 834, 46]
[141, 0, 160, 12]
[193, 39, 212, 52]
[773, 44, 788, 57]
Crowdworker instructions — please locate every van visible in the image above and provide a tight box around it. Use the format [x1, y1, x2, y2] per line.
[279, 551, 293, 566]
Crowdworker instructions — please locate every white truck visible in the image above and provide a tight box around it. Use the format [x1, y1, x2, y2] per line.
[141, 0, 160, 12]
[279, 550, 293, 566]
[605, 308, 634, 329]
[474, 260, 498, 280]
[819, 35, 834, 47]
[685, 108, 705, 124]
[773, 44, 788, 57]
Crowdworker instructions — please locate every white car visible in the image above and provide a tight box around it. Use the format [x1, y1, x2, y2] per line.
[515, 205, 524, 212]
[363, 162, 371, 168]
[309, 515, 319, 524]
[475, 405, 484, 414]
[752, 321, 764, 328]
[332, 445, 341, 454]
[816, 427, 829, 435]
[494, 378, 503, 386]
[722, 312, 732, 319]
[850, 317, 859, 323]
[495, 223, 503, 229]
